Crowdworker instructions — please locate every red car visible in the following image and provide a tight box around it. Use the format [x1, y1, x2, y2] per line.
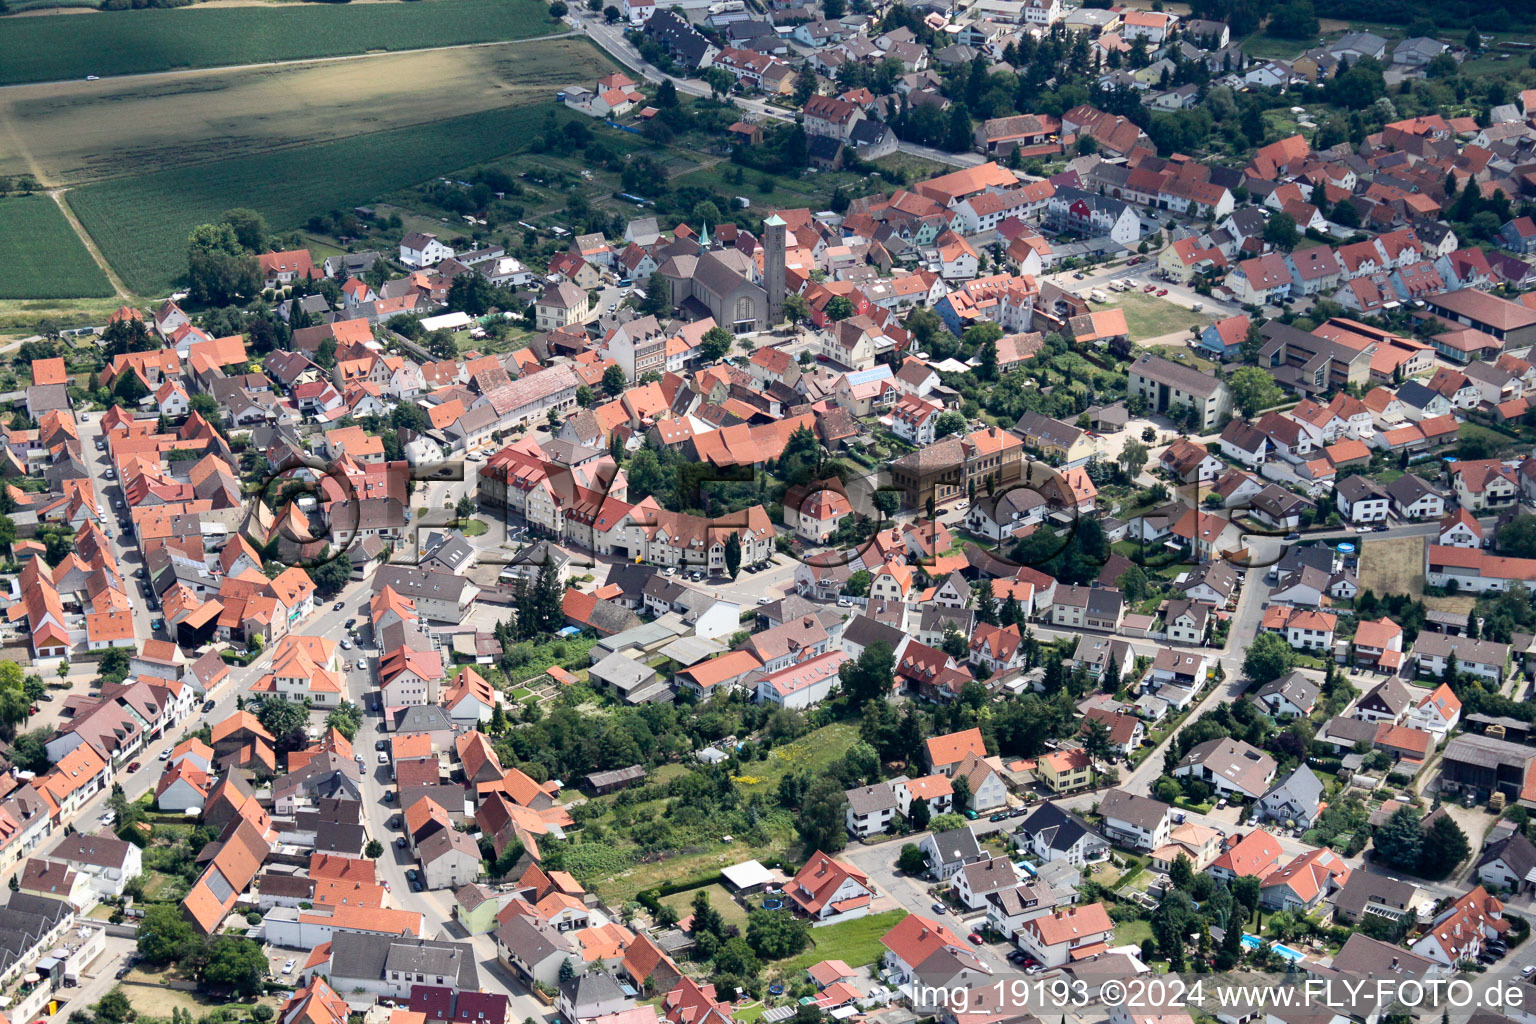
[1156, 288, 1169, 296]
[1128, 256, 1143, 265]
[968, 933, 984, 945]
[126, 761, 141, 773]
[1143, 284, 1156, 292]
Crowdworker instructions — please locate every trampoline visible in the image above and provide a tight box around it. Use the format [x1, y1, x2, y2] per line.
[768, 984, 785, 996]
[762, 898, 785, 910]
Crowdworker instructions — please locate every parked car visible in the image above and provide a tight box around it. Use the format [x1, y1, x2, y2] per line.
[333, 602, 345, 612]
[126, 761, 141, 773]
[395, 837, 407, 848]
[930, 902, 946, 914]
[1156, 288, 1169, 296]
[989, 812, 1008, 822]
[202, 699, 216, 713]
[967, 933, 984, 945]
[378, 751, 389, 764]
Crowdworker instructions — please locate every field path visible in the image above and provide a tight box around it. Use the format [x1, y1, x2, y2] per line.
[50, 189, 129, 299]
[0, 31, 576, 93]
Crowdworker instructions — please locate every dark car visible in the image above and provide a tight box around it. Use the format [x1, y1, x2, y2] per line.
[1373, 524, 1389, 532]
[1284, 531, 1301, 540]
[395, 837, 407, 848]
[202, 699, 216, 713]
[126, 761, 141, 773]
[333, 602, 345, 612]
[931, 902, 946, 914]
[989, 813, 1008, 822]
[376, 739, 388, 751]
[345, 618, 356, 629]
[115, 968, 130, 980]
[411, 879, 424, 892]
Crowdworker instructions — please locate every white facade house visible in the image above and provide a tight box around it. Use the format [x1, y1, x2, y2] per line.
[399, 233, 454, 269]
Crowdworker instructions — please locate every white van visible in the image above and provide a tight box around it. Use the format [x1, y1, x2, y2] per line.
[1089, 288, 1109, 303]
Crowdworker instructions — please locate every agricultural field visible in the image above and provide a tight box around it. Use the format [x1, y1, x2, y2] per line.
[0, 38, 612, 187]
[0, 194, 113, 299]
[68, 95, 598, 295]
[0, 0, 558, 86]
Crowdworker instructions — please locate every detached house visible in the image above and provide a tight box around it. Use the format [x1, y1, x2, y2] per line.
[785, 852, 874, 926]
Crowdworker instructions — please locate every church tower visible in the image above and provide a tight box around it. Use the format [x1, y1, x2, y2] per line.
[763, 213, 787, 325]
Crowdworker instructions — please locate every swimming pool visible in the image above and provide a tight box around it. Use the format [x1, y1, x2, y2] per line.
[1241, 934, 1305, 962]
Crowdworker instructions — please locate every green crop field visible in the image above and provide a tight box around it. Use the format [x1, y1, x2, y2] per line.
[0, 194, 114, 299]
[0, 0, 557, 86]
[69, 102, 578, 296]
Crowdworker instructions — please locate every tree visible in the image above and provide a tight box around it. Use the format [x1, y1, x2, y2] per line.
[94, 990, 133, 1024]
[656, 78, 678, 107]
[1118, 438, 1148, 479]
[950, 774, 972, 811]
[1373, 806, 1424, 872]
[221, 208, 268, 253]
[898, 843, 928, 874]
[254, 697, 308, 741]
[1116, 566, 1150, 603]
[783, 293, 810, 326]
[724, 532, 742, 579]
[699, 327, 733, 363]
[186, 222, 260, 305]
[794, 67, 819, 105]
[1151, 888, 1197, 961]
[199, 935, 269, 997]
[604, 4, 619, 20]
[366, 839, 384, 859]
[325, 701, 363, 741]
[311, 554, 351, 598]
[909, 796, 931, 830]
[933, 410, 967, 439]
[1243, 631, 1296, 685]
[746, 908, 811, 959]
[1262, 211, 1300, 251]
[797, 776, 849, 853]
[1080, 718, 1113, 773]
[1420, 814, 1471, 879]
[137, 904, 197, 964]
[1267, 0, 1318, 39]
[576, 384, 596, 408]
[1168, 853, 1194, 891]
[1229, 366, 1285, 417]
[838, 640, 895, 707]
[845, 570, 872, 597]
[825, 296, 856, 322]
[602, 364, 628, 396]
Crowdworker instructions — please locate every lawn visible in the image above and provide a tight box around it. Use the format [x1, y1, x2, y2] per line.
[69, 100, 586, 295]
[1357, 533, 1426, 599]
[0, 0, 559, 86]
[0, 194, 113, 299]
[1237, 30, 1312, 61]
[1114, 918, 1153, 946]
[731, 722, 860, 795]
[661, 882, 750, 932]
[1095, 290, 1215, 342]
[776, 909, 909, 974]
[1459, 421, 1519, 455]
